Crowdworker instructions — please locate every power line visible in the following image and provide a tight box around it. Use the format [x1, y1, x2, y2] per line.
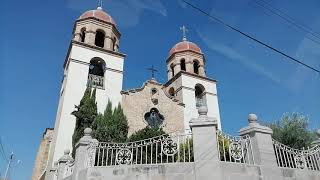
[181, 0, 320, 74]
[0, 137, 8, 162]
[253, 0, 320, 45]
[255, 0, 320, 39]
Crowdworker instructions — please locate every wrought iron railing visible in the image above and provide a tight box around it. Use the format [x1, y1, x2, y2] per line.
[87, 132, 193, 167]
[217, 131, 255, 165]
[87, 74, 104, 89]
[63, 160, 74, 178]
[272, 139, 320, 171]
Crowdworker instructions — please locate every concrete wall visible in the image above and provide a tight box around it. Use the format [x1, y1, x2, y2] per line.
[74, 162, 320, 180]
[79, 163, 195, 180]
[49, 43, 124, 167]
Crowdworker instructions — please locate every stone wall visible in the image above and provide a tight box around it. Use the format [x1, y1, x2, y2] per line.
[54, 110, 320, 180]
[77, 162, 320, 180]
[121, 79, 185, 136]
[31, 128, 54, 180]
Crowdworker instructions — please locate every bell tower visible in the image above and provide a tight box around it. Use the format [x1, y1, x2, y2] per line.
[165, 26, 221, 132]
[46, 5, 125, 172]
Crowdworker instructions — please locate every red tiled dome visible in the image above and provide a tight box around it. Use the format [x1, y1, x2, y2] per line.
[79, 7, 116, 26]
[169, 41, 202, 57]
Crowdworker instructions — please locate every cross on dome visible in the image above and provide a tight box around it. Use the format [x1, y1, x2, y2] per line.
[97, 0, 103, 10]
[180, 25, 188, 41]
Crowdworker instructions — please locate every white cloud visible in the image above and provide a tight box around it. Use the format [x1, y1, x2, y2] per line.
[197, 30, 282, 84]
[67, 0, 167, 27]
[287, 37, 320, 92]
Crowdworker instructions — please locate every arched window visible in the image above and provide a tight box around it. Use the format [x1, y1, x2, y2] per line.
[170, 64, 175, 77]
[95, 30, 105, 48]
[87, 57, 106, 88]
[195, 84, 206, 108]
[180, 59, 186, 71]
[144, 108, 164, 128]
[111, 37, 116, 51]
[80, 28, 86, 43]
[193, 60, 199, 74]
[168, 87, 175, 97]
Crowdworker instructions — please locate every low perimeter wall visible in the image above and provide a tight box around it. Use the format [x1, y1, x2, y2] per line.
[52, 111, 320, 180]
[76, 162, 320, 180]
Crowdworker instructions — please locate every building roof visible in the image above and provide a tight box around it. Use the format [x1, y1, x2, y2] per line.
[168, 40, 202, 57]
[79, 7, 116, 26]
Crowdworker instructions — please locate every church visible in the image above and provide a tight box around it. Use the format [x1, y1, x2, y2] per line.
[32, 5, 221, 180]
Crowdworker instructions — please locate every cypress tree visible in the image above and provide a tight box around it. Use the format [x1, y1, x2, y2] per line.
[92, 101, 128, 143]
[71, 88, 97, 157]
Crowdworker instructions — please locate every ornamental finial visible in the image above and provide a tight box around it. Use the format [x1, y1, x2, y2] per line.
[248, 114, 258, 124]
[180, 25, 188, 41]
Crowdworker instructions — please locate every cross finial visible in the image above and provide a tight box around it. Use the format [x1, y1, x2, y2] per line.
[180, 25, 188, 41]
[147, 65, 158, 79]
[97, 0, 103, 9]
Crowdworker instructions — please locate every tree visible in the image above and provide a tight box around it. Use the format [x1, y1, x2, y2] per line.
[266, 112, 317, 149]
[71, 88, 97, 157]
[128, 127, 165, 142]
[92, 101, 128, 143]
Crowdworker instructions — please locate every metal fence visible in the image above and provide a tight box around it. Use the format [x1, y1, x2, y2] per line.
[217, 131, 255, 165]
[88, 132, 193, 167]
[272, 139, 320, 171]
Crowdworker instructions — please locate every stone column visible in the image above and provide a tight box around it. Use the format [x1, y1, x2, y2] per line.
[104, 36, 112, 50]
[186, 61, 193, 74]
[173, 63, 181, 75]
[73, 32, 81, 42]
[72, 128, 98, 180]
[167, 69, 172, 80]
[312, 129, 320, 147]
[85, 28, 96, 46]
[190, 106, 221, 180]
[199, 65, 206, 77]
[57, 149, 73, 180]
[239, 114, 277, 167]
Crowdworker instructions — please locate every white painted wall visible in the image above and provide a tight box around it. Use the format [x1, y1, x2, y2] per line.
[50, 44, 124, 166]
[180, 74, 221, 132]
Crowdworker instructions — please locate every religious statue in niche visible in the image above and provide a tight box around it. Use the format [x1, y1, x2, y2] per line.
[144, 108, 164, 128]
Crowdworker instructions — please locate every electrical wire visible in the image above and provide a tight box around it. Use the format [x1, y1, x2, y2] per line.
[181, 0, 320, 74]
[253, 0, 320, 45]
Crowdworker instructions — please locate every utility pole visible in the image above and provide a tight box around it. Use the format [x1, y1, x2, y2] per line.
[4, 152, 13, 180]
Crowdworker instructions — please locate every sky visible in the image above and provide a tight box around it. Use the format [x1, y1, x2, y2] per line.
[1, 0, 320, 179]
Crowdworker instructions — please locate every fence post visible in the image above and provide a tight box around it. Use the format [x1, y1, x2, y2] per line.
[239, 114, 277, 167]
[57, 149, 73, 180]
[72, 128, 97, 180]
[311, 129, 320, 147]
[190, 106, 221, 180]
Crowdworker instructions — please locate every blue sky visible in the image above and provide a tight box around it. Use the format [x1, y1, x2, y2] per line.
[1, 0, 319, 179]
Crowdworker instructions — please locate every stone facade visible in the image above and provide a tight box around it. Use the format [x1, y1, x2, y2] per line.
[121, 79, 185, 135]
[31, 128, 54, 180]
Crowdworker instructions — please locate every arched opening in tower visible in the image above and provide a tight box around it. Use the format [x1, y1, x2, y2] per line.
[195, 84, 206, 108]
[180, 59, 186, 71]
[95, 30, 105, 48]
[87, 57, 106, 88]
[80, 28, 86, 43]
[193, 60, 199, 75]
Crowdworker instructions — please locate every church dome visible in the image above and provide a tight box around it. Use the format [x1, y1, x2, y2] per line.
[79, 7, 116, 26]
[169, 41, 202, 57]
